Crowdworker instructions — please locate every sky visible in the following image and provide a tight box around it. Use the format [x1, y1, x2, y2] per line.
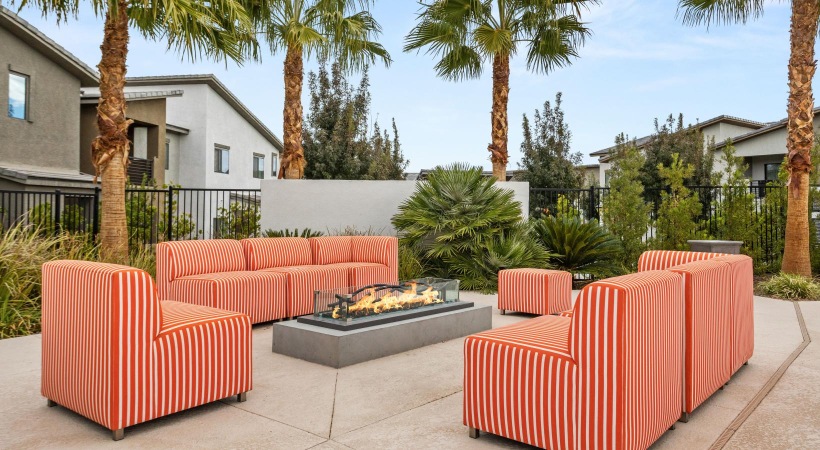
[7, 0, 814, 171]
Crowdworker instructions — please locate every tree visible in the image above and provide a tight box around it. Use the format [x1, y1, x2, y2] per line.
[601, 136, 651, 270]
[404, 0, 594, 181]
[655, 153, 701, 250]
[717, 141, 760, 260]
[16, 0, 260, 263]
[679, 0, 818, 276]
[517, 92, 583, 189]
[302, 60, 407, 179]
[264, 0, 391, 179]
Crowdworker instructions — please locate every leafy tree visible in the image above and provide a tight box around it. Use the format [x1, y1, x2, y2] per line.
[601, 137, 651, 270]
[405, 0, 594, 181]
[716, 142, 759, 259]
[303, 61, 406, 179]
[517, 92, 583, 189]
[216, 202, 260, 239]
[264, 0, 391, 179]
[14, 0, 262, 264]
[640, 114, 715, 206]
[680, 0, 818, 276]
[654, 154, 701, 250]
[367, 119, 408, 180]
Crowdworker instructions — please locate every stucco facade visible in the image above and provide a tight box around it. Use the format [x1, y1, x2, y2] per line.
[124, 76, 283, 189]
[0, 20, 92, 175]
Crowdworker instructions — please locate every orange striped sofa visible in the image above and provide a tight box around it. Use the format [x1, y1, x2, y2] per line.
[497, 268, 572, 315]
[638, 250, 755, 419]
[157, 236, 398, 321]
[41, 260, 252, 440]
[465, 271, 684, 449]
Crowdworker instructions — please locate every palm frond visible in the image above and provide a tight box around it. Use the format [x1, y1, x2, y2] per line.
[677, 0, 766, 26]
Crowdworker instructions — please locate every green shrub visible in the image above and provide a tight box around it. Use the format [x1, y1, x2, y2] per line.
[330, 226, 379, 236]
[264, 228, 324, 238]
[757, 272, 820, 300]
[716, 142, 760, 261]
[216, 202, 261, 239]
[654, 153, 701, 250]
[392, 163, 546, 291]
[0, 223, 97, 339]
[398, 243, 425, 280]
[601, 141, 651, 270]
[532, 216, 622, 280]
[28, 203, 54, 234]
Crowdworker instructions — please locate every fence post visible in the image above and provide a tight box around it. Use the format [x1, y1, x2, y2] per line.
[53, 189, 62, 236]
[167, 186, 174, 241]
[588, 186, 597, 220]
[92, 186, 100, 239]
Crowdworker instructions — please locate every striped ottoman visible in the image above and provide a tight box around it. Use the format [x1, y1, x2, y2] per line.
[498, 268, 573, 315]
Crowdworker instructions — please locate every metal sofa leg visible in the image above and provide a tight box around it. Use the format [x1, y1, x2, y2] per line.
[500, 309, 506, 315]
[669, 424, 676, 430]
[468, 427, 480, 439]
[744, 361, 749, 366]
[47, 399, 57, 407]
[112, 429, 124, 441]
[679, 412, 690, 423]
[237, 392, 247, 403]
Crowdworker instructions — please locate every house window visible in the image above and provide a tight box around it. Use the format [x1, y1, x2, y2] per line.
[271, 153, 279, 177]
[214, 145, 230, 174]
[8, 72, 29, 120]
[764, 163, 781, 182]
[253, 153, 265, 179]
[164, 139, 170, 170]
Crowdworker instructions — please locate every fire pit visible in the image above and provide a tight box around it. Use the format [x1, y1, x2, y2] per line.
[298, 278, 471, 331]
[272, 278, 492, 368]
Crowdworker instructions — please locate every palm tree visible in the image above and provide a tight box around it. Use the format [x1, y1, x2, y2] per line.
[15, 0, 262, 264]
[680, 0, 819, 276]
[404, 0, 594, 181]
[264, 0, 391, 179]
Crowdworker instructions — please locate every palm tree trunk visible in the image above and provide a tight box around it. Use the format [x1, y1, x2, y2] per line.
[489, 52, 510, 181]
[280, 45, 305, 179]
[781, 0, 819, 277]
[92, 0, 132, 264]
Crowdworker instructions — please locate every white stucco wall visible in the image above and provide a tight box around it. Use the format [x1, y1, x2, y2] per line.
[164, 132, 181, 184]
[124, 83, 280, 189]
[261, 180, 531, 235]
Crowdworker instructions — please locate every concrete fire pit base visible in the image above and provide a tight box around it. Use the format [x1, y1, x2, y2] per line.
[272, 304, 492, 368]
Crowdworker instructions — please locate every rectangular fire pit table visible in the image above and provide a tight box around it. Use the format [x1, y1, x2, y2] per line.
[272, 278, 492, 368]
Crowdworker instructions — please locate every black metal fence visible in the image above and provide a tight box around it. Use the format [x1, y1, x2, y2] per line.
[530, 184, 808, 268]
[0, 187, 262, 246]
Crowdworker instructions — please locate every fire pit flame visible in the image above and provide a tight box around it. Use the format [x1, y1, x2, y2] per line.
[331, 282, 443, 319]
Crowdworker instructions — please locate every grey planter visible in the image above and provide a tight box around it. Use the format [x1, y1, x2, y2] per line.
[687, 240, 743, 254]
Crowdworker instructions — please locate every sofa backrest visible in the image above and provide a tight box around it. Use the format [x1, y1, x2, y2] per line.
[309, 236, 353, 265]
[569, 270, 683, 449]
[665, 258, 734, 412]
[351, 236, 399, 281]
[155, 240, 245, 299]
[41, 260, 160, 430]
[711, 254, 755, 371]
[637, 250, 724, 272]
[241, 237, 312, 270]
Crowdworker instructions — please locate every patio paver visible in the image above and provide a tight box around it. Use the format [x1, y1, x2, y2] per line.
[0, 292, 812, 449]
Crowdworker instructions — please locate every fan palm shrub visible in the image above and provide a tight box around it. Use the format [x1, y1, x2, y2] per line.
[392, 163, 547, 292]
[532, 215, 622, 280]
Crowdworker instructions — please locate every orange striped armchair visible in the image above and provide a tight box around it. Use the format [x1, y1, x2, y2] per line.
[464, 271, 684, 449]
[41, 260, 252, 440]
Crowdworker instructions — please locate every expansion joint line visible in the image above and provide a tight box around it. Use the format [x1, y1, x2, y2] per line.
[710, 301, 812, 449]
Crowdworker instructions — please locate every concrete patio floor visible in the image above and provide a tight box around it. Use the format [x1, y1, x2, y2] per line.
[0, 292, 815, 450]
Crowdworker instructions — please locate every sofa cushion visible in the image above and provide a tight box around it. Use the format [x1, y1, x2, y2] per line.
[262, 265, 349, 317]
[170, 270, 288, 323]
[323, 262, 392, 287]
[310, 236, 353, 265]
[241, 237, 312, 270]
[711, 254, 755, 372]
